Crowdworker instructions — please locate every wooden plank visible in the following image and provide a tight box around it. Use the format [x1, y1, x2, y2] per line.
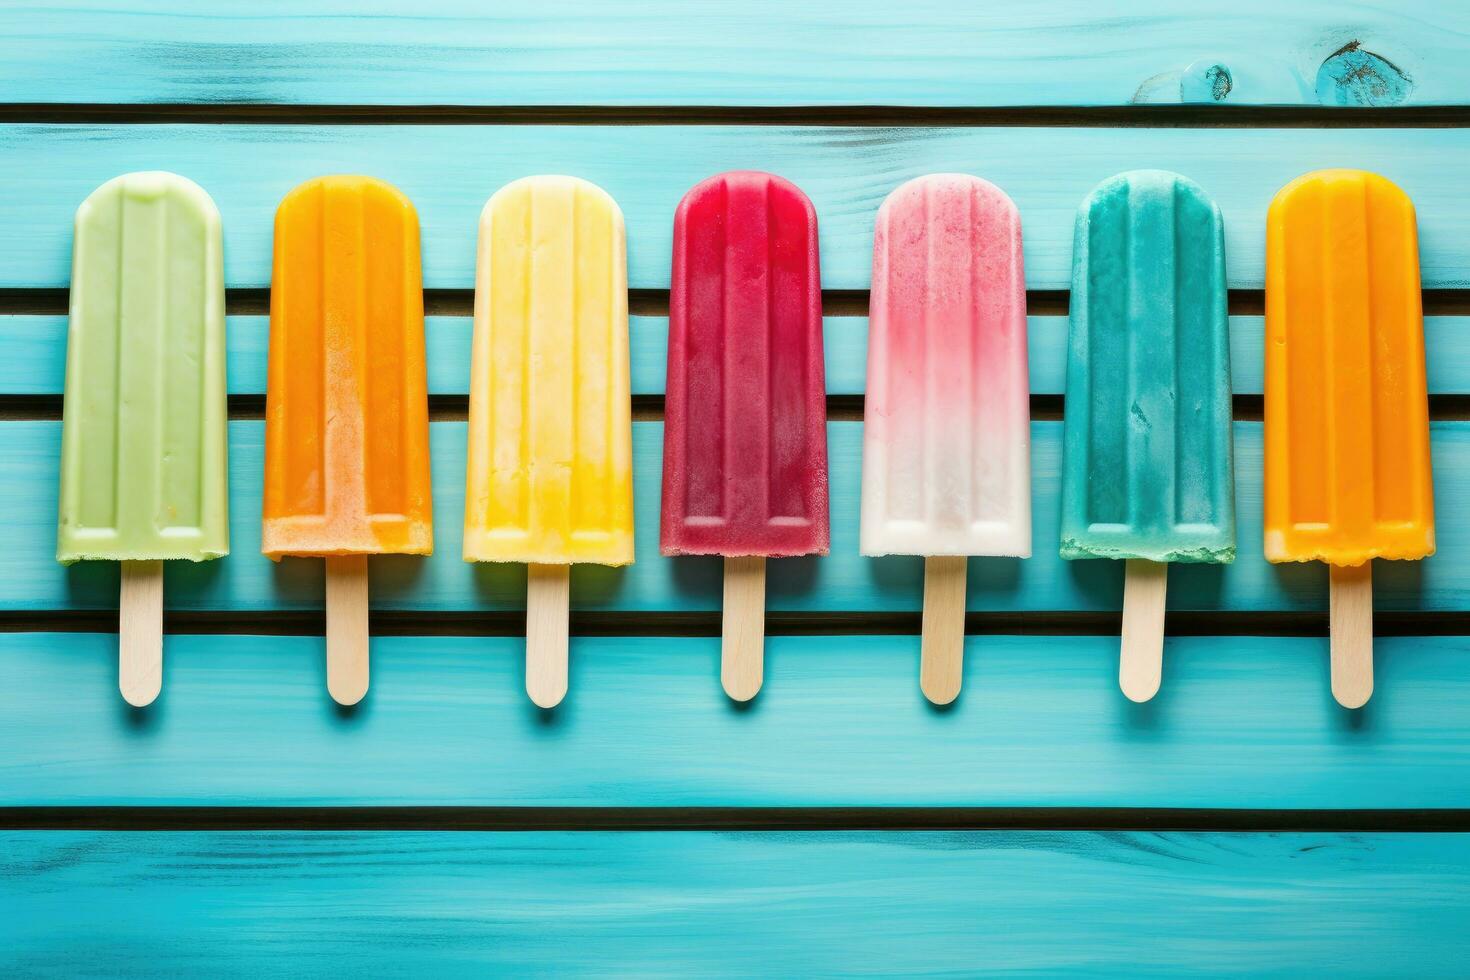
[4, 631, 1470, 808]
[2, 420, 1464, 614]
[4, 831, 1470, 975]
[5, 126, 1470, 291]
[6, 314, 1470, 397]
[2, 0, 1459, 107]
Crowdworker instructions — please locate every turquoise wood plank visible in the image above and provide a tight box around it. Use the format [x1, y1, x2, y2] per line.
[4, 632, 1470, 808]
[3, 0, 1460, 107]
[6, 314, 1469, 396]
[1, 420, 1464, 613]
[5, 126, 1470, 291]
[6, 832, 1470, 977]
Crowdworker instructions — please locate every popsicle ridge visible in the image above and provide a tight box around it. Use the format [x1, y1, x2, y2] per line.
[463, 176, 634, 566]
[1263, 169, 1433, 566]
[1059, 170, 1236, 564]
[860, 173, 1031, 558]
[58, 171, 229, 564]
[660, 170, 829, 558]
[262, 175, 433, 559]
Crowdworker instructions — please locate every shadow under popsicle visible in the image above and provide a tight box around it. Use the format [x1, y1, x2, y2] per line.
[864, 555, 1024, 706]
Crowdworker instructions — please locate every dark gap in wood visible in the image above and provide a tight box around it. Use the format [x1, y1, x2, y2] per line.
[0, 395, 59, 419]
[11, 393, 1470, 422]
[2, 805, 1467, 832]
[6, 103, 1470, 128]
[5, 289, 1469, 318]
[2, 609, 1468, 639]
[0, 288, 69, 314]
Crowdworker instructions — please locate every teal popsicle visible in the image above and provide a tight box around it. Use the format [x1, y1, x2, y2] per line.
[1059, 170, 1234, 700]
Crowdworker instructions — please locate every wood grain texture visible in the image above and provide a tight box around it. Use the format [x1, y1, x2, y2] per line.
[117, 560, 162, 708]
[3, 4, 1466, 967]
[7, 313, 1469, 398]
[920, 556, 966, 704]
[721, 556, 765, 702]
[5, 126, 1470, 291]
[4, 632, 1470, 808]
[1, 420, 1460, 614]
[324, 556, 369, 706]
[2, 0, 1461, 107]
[1120, 559, 1168, 703]
[4, 830, 1470, 976]
[526, 564, 571, 709]
[1330, 564, 1375, 709]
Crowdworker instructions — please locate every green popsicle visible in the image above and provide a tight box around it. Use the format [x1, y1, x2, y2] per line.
[57, 172, 228, 705]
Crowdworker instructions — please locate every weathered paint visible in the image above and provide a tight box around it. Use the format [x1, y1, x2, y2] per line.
[3, 631, 1470, 807]
[1, 1, 1460, 107]
[5, 126, 1470, 290]
[4, 831, 1470, 976]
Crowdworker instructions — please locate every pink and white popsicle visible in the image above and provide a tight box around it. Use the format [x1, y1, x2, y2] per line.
[860, 174, 1031, 703]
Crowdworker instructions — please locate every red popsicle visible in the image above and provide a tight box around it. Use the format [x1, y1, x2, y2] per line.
[661, 171, 829, 700]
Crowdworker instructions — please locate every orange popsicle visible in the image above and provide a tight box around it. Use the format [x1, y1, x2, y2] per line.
[1264, 169, 1433, 707]
[263, 176, 433, 704]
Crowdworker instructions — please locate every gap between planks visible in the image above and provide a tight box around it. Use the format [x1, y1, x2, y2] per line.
[7, 104, 1470, 128]
[4, 289, 1467, 421]
[4, 609, 1470, 638]
[10, 393, 1470, 423]
[5, 288, 1470, 317]
[3, 805, 1469, 833]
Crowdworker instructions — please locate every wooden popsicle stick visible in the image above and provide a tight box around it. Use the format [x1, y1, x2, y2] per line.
[526, 563, 571, 709]
[325, 555, 370, 706]
[722, 556, 766, 702]
[1120, 559, 1168, 703]
[118, 560, 163, 707]
[920, 556, 967, 705]
[1329, 562, 1374, 709]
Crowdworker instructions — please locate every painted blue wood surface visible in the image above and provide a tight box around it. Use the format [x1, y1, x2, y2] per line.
[2, 1, 1456, 108]
[2, 420, 1463, 613]
[5, 126, 1470, 291]
[5, 313, 1469, 397]
[3, 632, 1470, 808]
[5, 5, 1470, 974]
[5, 830, 1470, 977]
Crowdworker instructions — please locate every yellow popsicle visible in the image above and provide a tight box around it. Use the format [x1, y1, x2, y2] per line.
[463, 176, 633, 566]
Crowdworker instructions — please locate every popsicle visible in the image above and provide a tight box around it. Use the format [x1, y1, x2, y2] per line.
[263, 175, 433, 706]
[661, 171, 828, 701]
[464, 176, 633, 708]
[58, 172, 229, 707]
[1059, 170, 1235, 701]
[1264, 169, 1433, 708]
[860, 174, 1031, 704]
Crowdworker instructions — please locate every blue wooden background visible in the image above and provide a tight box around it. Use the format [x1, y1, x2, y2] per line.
[3, 2, 1470, 976]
